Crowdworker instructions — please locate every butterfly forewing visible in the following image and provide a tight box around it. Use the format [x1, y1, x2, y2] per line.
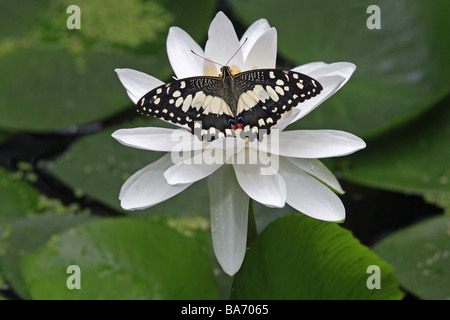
[136, 67, 322, 141]
[136, 76, 225, 125]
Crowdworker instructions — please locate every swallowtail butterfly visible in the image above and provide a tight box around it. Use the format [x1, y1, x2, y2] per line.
[136, 65, 322, 141]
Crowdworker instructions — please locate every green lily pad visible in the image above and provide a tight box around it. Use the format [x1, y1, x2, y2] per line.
[0, 167, 41, 221]
[40, 0, 173, 51]
[0, 167, 93, 299]
[0, 0, 217, 132]
[0, 46, 171, 131]
[0, 165, 90, 221]
[339, 97, 450, 195]
[232, 0, 450, 138]
[19, 217, 218, 299]
[0, 214, 92, 299]
[232, 213, 403, 299]
[0, 0, 48, 41]
[39, 0, 216, 52]
[373, 215, 450, 300]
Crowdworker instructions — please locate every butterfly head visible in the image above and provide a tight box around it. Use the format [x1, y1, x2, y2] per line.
[219, 65, 242, 77]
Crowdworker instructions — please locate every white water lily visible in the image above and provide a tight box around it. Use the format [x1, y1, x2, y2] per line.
[112, 12, 366, 276]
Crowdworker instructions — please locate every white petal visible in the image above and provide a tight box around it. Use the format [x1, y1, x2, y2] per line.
[115, 68, 164, 104]
[204, 12, 243, 71]
[240, 18, 271, 59]
[275, 75, 345, 129]
[279, 158, 345, 221]
[164, 137, 245, 185]
[293, 61, 356, 92]
[207, 165, 249, 276]
[164, 161, 223, 185]
[208, 136, 246, 154]
[275, 130, 366, 158]
[233, 163, 286, 208]
[286, 158, 344, 194]
[276, 62, 356, 127]
[242, 27, 277, 70]
[119, 154, 191, 210]
[167, 27, 204, 78]
[112, 127, 202, 152]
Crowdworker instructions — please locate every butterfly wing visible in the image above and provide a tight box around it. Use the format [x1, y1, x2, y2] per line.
[136, 76, 233, 138]
[233, 69, 323, 136]
[136, 69, 323, 141]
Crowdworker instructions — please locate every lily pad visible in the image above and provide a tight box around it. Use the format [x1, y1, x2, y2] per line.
[232, 213, 403, 299]
[232, 0, 450, 138]
[0, 167, 41, 220]
[0, 214, 92, 299]
[0, 0, 217, 132]
[0, 0, 47, 40]
[339, 97, 450, 195]
[373, 215, 450, 300]
[19, 217, 218, 299]
[0, 46, 171, 131]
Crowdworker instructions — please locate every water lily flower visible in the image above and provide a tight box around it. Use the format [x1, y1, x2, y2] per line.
[112, 12, 366, 275]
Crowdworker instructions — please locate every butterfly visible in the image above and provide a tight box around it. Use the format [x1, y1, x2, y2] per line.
[136, 65, 322, 141]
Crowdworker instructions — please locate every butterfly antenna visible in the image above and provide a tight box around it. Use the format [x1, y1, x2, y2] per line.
[225, 38, 248, 66]
[190, 50, 224, 67]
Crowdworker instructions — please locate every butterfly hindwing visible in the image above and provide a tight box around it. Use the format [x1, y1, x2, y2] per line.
[136, 67, 322, 141]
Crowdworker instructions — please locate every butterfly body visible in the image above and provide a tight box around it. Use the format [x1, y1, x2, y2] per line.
[137, 66, 322, 141]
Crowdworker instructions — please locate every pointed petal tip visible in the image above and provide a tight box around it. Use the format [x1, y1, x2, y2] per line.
[220, 259, 243, 276]
[299, 205, 345, 222]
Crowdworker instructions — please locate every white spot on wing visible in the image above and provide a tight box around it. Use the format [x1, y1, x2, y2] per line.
[192, 91, 206, 110]
[253, 84, 269, 102]
[275, 86, 284, 96]
[237, 92, 258, 114]
[265, 85, 279, 102]
[208, 97, 224, 115]
[175, 97, 184, 108]
[258, 118, 265, 126]
[182, 94, 193, 112]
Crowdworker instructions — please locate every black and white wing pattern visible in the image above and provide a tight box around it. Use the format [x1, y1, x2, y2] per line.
[136, 75, 232, 139]
[232, 69, 322, 136]
[136, 66, 322, 141]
